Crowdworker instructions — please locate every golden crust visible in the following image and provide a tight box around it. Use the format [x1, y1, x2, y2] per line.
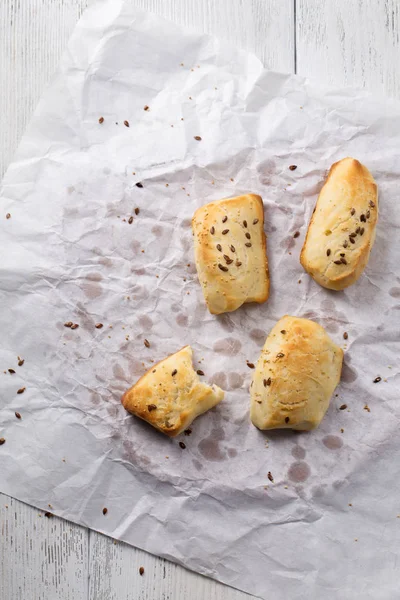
[121, 346, 224, 437]
[250, 316, 343, 431]
[192, 194, 269, 314]
[300, 157, 378, 290]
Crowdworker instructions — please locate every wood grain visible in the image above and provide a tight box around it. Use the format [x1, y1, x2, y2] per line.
[88, 531, 252, 600]
[297, 0, 400, 98]
[0, 493, 88, 600]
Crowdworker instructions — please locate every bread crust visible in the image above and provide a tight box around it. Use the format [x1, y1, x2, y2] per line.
[192, 194, 269, 314]
[300, 157, 378, 290]
[121, 346, 224, 436]
[250, 316, 343, 431]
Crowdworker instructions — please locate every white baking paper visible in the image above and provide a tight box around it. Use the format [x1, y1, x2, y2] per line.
[1, 2, 400, 599]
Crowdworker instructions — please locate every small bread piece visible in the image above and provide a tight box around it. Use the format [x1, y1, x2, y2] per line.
[192, 194, 269, 314]
[121, 346, 224, 436]
[300, 157, 378, 290]
[250, 316, 343, 431]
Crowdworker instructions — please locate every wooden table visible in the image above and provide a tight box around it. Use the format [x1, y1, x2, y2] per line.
[1, 1, 399, 598]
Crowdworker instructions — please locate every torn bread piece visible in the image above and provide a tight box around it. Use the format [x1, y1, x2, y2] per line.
[121, 346, 224, 436]
[300, 157, 378, 290]
[250, 315, 343, 431]
[192, 194, 269, 314]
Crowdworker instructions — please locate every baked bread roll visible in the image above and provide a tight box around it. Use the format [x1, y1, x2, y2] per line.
[121, 346, 224, 436]
[300, 157, 378, 290]
[250, 316, 343, 431]
[192, 194, 269, 314]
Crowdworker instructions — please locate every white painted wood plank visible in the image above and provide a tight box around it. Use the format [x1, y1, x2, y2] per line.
[89, 532, 253, 600]
[296, 0, 400, 99]
[0, 0, 91, 178]
[0, 493, 88, 600]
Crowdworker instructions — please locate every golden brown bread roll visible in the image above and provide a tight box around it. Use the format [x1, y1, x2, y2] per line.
[300, 157, 378, 290]
[192, 194, 269, 314]
[121, 346, 224, 436]
[250, 315, 343, 431]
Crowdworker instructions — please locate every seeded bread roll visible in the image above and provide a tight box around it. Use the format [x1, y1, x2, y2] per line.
[300, 157, 378, 290]
[121, 346, 224, 436]
[192, 194, 269, 314]
[250, 315, 343, 431]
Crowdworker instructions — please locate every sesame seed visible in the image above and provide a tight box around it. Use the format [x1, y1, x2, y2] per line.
[218, 263, 229, 272]
[98, 117, 104, 124]
[253, 218, 259, 225]
[171, 369, 177, 376]
[222, 229, 229, 235]
[293, 231, 300, 238]
[179, 441, 186, 449]
[124, 120, 130, 127]
[194, 136, 202, 141]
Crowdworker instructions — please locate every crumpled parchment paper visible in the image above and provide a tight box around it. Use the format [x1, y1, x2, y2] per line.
[1, 2, 399, 599]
